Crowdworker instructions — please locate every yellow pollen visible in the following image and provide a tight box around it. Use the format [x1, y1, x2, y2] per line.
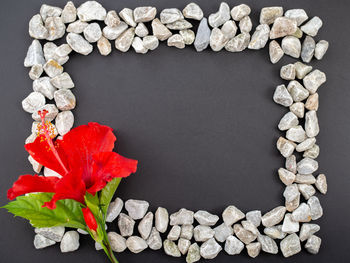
[37, 122, 56, 139]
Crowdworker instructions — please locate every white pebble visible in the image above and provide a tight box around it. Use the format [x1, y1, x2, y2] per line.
[60, 231, 80, 253]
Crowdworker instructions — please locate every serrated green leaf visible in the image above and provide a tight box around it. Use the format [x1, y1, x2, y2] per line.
[99, 178, 122, 217]
[3, 193, 86, 229]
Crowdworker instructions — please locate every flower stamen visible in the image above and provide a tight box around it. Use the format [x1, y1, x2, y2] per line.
[38, 110, 69, 175]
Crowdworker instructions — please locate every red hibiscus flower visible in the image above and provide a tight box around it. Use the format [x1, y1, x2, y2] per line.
[7, 110, 138, 209]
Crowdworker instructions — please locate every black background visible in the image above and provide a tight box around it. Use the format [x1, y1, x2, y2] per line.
[0, 0, 349, 262]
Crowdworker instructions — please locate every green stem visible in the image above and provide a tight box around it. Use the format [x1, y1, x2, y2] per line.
[99, 224, 119, 263]
[103, 240, 119, 263]
[85, 178, 123, 262]
[88, 224, 119, 263]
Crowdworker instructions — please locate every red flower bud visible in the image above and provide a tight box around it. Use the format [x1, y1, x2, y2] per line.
[82, 207, 98, 231]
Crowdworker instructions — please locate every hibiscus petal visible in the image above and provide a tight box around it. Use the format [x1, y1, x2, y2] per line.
[43, 171, 86, 209]
[7, 175, 59, 200]
[58, 123, 116, 182]
[25, 136, 68, 177]
[86, 152, 138, 194]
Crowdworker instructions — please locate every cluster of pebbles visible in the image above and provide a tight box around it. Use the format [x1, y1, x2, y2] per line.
[34, 196, 326, 260]
[22, 1, 328, 260]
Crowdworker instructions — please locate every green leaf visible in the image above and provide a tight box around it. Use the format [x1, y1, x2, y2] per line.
[99, 178, 122, 217]
[2, 193, 86, 229]
[84, 192, 101, 218]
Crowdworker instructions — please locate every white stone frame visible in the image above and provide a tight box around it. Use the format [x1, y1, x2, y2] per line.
[22, 1, 328, 260]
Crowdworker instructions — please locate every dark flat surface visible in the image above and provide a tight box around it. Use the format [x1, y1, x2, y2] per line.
[0, 0, 349, 262]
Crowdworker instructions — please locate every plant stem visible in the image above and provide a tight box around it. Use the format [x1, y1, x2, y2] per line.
[104, 241, 119, 263]
[99, 225, 119, 263]
[88, 223, 119, 263]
